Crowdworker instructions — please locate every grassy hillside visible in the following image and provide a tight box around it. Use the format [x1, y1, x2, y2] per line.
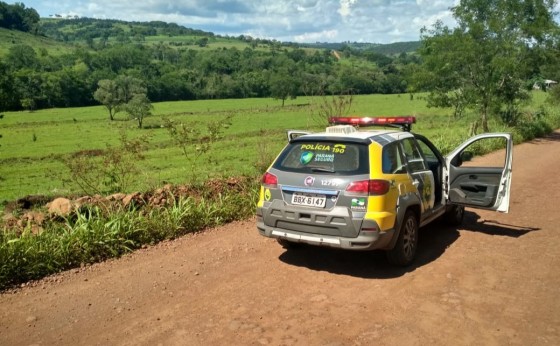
[0, 18, 316, 58]
[36, 17, 414, 54]
[0, 27, 74, 56]
[38, 17, 273, 51]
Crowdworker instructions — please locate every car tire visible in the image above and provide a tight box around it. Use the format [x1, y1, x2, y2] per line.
[444, 205, 465, 226]
[277, 238, 302, 249]
[386, 210, 418, 266]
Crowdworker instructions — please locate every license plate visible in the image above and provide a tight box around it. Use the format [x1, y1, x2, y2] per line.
[291, 192, 326, 208]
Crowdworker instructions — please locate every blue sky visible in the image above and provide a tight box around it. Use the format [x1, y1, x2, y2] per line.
[12, 0, 560, 44]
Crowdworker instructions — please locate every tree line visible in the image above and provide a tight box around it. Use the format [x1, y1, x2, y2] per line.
[39, 17, 214, 44]
[0, 1, 39, 34]
[0, 40, 414, 112]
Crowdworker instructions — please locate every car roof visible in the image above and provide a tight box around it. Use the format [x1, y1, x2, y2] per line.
[292, 128, 414, 145]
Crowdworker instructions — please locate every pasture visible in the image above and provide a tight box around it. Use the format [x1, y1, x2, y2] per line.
[0, 27, 73, 56]
[0, 92, 552, 205]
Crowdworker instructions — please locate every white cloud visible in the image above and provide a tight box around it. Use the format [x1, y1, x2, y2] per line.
[294, 29, 339, 42]
[338, 0, 358, 17]
[19, 0, 483, 43]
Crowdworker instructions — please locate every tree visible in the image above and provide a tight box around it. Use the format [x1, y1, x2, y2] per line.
[0, 113, 3, 147]
[124, 94, 153, 128]
[0, 2, 40, 33]
[269, 56, 300, 106]
[93, 79, 121, 120]
[115, 75, 147, 104]
[93, 76, 147, 120]
[269, 72, 299, 106]
[196, 37, 209, 47]
[0, 59, 18, 111]
[6, 44, 38, 70]
[14, 69, 43, 111]
[416, 0, 559, 132]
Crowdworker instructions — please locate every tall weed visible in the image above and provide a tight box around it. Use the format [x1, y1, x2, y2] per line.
[63, 130, 151, 195]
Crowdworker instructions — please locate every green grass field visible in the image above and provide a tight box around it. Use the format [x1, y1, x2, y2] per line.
[0, 28, 74, 56]
[0, 92, 554, 205]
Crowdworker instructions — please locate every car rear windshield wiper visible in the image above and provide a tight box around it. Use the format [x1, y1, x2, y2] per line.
[310, 167, 335, 173]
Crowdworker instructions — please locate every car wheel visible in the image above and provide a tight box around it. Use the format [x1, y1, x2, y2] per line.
[444, 205, 465, 226]
[386, 210, 418, 266]
[277, 238, 302, 249]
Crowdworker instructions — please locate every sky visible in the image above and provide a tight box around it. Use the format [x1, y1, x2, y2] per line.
[12, 0, 560, 44]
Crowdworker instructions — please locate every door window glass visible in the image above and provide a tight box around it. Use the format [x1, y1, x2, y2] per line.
[451, 137, 508, 168]
[401, 138, 427, 172]
[382, 142, 406, 174]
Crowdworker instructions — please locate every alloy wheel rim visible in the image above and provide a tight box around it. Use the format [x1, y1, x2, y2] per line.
[402, 218, 416, 258]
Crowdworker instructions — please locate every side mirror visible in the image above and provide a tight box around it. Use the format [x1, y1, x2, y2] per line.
[287, 130, 310, 142]
[460, 151, 473, 162]
[450, 151, 473, 167]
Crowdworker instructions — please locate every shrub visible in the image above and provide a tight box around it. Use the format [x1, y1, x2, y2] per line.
[513, 107, 553, 141]
[62, 130, 151, 195]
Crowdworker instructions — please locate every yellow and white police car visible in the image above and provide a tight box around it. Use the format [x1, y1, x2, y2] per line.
[257, 116, 513, 266]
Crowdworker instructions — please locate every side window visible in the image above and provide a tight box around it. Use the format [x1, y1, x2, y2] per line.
[401, 138, 427, 172]
[416, 139, 438, 161]
[382, 142, 406, 174]
[451, 137, 508, 168]
[416, 137, 442, 170]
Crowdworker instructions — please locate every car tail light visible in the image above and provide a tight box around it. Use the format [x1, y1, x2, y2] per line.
[262, 172, 278, 188]
[346, 179, 390, 195]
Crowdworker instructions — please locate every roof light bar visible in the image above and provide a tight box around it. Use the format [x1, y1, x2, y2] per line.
[328, 116, 416, 131]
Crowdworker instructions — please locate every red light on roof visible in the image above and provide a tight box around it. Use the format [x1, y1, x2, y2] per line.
[328, 116, 416, 131]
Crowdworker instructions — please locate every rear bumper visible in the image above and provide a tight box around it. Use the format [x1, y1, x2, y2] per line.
[256, 214, 395, 251]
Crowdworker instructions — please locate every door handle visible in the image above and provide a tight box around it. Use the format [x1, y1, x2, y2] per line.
[469, 174, 478, 179]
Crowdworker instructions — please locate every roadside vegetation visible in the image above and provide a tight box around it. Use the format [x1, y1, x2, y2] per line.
[0, 0, 559, 290]
[0, 178, 258, 290]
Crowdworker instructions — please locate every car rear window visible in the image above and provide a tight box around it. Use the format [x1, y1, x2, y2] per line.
[273, 141, 369, 175]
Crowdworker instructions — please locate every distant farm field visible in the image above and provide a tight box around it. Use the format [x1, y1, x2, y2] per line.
[0, 92, 551, 205]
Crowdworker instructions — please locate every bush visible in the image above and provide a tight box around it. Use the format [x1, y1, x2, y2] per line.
[513, 107, 554, 141]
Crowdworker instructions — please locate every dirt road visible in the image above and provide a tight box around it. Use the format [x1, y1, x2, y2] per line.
[1, 132, 560, 346]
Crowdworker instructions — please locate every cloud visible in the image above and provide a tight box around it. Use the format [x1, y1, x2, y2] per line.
[294, 29, 339, 42]
[338, 0, 357, 17]
[23, 0, 470, 43]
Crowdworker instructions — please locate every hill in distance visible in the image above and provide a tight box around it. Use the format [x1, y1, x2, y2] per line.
[299, 41, 421, 55]
[36, 17, 420, 55]
[0, 26, 73, 56]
